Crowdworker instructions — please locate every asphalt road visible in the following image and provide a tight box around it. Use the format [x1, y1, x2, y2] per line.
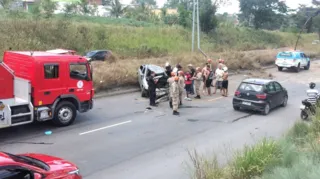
[1, 62, 320, 179]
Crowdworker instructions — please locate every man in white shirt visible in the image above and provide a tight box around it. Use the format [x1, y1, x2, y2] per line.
[213, 64, 224, 94]
[307, 82, 319, 105]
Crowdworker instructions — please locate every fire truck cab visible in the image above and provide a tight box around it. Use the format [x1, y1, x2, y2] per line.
[0, 51, 94, 129]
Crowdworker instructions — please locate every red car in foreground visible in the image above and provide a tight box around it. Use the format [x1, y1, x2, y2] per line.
[0, 152, 82, 179]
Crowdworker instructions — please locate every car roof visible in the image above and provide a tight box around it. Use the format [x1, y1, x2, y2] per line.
[5, 51, 87, 63]
[46, 49, 76, 54]
[145, 64, 165, 74]
[242, 78, 273, 85]
[86, 50, 108, 53]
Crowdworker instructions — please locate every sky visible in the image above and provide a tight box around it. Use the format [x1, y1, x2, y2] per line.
[121, 0, 314, 13]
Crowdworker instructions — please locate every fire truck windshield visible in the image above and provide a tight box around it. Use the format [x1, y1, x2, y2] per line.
[70, 63, 91, 81]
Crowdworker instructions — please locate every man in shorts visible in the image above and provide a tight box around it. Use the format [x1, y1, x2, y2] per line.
[205, 65, 213, 95]
[213, 64, 223, 94]
[222, 66, 229, 97]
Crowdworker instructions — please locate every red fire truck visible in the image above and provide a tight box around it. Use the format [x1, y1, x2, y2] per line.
[0, 51, 94, 129]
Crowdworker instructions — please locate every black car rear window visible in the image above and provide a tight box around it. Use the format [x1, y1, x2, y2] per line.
[238, 82, 263, 92]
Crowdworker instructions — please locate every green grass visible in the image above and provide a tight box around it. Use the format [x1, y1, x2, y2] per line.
[1, 12, 320, 90]
[189, 106, 320, 179]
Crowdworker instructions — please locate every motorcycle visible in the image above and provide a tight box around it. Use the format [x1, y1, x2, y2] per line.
[300, 94, 320, 121]
[300, 99, 316, 120]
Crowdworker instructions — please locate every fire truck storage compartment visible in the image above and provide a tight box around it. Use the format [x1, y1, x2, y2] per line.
[0, 63, 14, 99]
[0, 52, 34, 127]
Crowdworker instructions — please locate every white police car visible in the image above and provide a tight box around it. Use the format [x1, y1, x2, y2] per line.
[275, 50, 310, 72]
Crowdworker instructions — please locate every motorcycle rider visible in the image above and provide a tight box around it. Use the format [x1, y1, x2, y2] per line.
[307, 82, 319, 105]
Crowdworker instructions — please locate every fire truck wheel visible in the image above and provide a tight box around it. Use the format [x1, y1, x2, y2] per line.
[53, 101, 77, 126]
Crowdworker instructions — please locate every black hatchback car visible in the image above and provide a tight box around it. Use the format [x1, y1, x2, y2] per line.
[85, 50, 112, 61]
[232, 78, 288, 115]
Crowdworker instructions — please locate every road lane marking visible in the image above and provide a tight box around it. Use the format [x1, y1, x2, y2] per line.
[79, 120, 132, 136]
[208, 96, 224, 101]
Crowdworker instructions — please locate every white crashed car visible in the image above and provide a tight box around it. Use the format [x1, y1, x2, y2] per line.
[138, 64, 169, 97]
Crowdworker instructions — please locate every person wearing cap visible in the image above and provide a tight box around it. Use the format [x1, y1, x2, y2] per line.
[146, 71, 158, 106]
[221, 66, 229, 97]
[188, 64, 196, 95]
[167, 72, 176, 108]
[178, 71, 185, 106]
[171, 76, 180, 115]
[193, 67, 203, 99]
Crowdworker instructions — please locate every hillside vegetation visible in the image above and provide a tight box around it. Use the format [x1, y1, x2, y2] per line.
[0, 12, 319, 91]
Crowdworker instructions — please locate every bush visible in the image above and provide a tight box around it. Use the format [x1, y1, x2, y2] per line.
[230, 138, 282, 179]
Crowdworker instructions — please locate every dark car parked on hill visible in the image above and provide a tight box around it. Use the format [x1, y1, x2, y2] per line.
[85, 50, 112, 61]
[232, 78, 288, 115]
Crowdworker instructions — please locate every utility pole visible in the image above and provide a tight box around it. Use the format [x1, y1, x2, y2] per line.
[191, 0, 195, 52]
[196, 0, 200, 49]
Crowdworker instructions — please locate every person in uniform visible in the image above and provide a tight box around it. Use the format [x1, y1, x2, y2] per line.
[171, 76, 180, 115]
[193, 67, 203, 99]
[146, 71, 158, 106]
[178, 71, 185, 106]
[167, 72, 176, 108]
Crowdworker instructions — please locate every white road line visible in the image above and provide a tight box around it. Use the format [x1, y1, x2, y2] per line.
[79, 120, 132, 136]
[280, 79, 290, 83]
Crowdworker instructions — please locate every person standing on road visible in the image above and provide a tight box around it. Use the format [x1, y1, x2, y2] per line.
[188, 64, 196, 95]
[178, 71, 185, 106]
[171, 76, 180, 115]
[204, 65, 213, 95]
[202, 63, 209, 95]
[146, 71, 158, 106]
[193, 67, 203, 99]
[168, 72, 176, 108]
[221, 66, 229, 97]
[184, 72, 192, 100]
[213, 64, 224, 94]
[165, 62, 172, 77]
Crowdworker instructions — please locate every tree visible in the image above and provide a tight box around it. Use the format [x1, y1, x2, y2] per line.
[312, 0, 320, 39]
[0, 0, 11, 9]
[40, 0, 57, 18]
[200, 0, 218, 33]
[107, 0, 128, 18]
[238, 0, 288, 29]
[132, 0, 157, 9]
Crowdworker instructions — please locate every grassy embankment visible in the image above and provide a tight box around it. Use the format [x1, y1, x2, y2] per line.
[0, 13, 319, 91]
[189, 105, 320, 179]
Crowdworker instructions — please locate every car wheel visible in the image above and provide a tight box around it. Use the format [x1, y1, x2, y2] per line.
[300, 110, 309, 121]
[233, 105, 240, 111]
[278, 67, 283, 71]
[281, 96, 288, 107]
[141, 88, 149, 97]
[295, 63, 300, 73]
[53, 101, 77, 127]
[262, 103, 270, 115]
[304, 61, 310, 70]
